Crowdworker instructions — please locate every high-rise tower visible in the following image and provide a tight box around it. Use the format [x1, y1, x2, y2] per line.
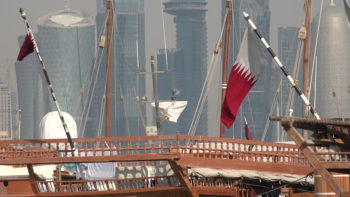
[0, 81, 12, 140]
[15, 35, 40, 139]
[93, 0, 146, 137]
[16, 9, 95, 139]
[163, 0, 208, 136]
[311, 0, 350, 118]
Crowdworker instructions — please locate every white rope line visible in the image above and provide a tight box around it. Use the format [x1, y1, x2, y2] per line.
[160, 0, 169, 70]
[188, 8, 229, 136]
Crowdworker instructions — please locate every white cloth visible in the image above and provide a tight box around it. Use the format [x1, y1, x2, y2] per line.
[151, 101, 187, 123]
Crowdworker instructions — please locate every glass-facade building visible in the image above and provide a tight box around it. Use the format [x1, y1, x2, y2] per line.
[0, 82, 12, 139]
[311, 0, 350, 119]
[16, 9, 95, 139]
[276, 27, 300, 141]
[163, 0, 208, 136]
[92, 0, 146, 137]
[15, 36, 41, 139]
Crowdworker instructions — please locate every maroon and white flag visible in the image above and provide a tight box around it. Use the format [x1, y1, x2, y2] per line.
[244, 117, 253, 140]
[17, 33, 34, 61]
[221, 28, 270, 128]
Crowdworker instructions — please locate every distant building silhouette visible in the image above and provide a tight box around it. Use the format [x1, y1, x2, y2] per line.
[157, 48, 184, 134]
[163, 0, 208, 136]
[16, 8, 95, 139]
[92, 0, 146, 137]
[0, 81, 13, 140]
[15, 35, 40, 139]
[311, 0, 350, 118]
[276, 27, 300, 141]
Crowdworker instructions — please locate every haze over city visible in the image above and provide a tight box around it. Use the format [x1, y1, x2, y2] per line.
[0, 0, 323, 139]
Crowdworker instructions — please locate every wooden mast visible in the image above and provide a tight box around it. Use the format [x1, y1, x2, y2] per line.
[151, 56, 161, 132]
[220, 0, 233, 138]
[302, 0, 312, 138]
[105, 0, 113, 137]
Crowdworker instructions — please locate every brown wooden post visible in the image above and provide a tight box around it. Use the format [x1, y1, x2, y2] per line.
[220, 0, 233, 138]
[302, 0, 312, 139]
[105, 0, 114, 137]
[27, 164, 39, 194]
[281, 119, 343, 196]
[168, 160, 199, 197]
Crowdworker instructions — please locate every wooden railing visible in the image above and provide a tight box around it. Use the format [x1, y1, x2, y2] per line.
[34, 175, 242, 194]
[36, 175, 181, 193]
[0, 135, 309, 167]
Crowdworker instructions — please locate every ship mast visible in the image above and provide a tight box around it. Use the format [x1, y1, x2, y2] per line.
[302, 0, 312, 138]
[105, 0, 113, 137]
[220, 0, 233, 138]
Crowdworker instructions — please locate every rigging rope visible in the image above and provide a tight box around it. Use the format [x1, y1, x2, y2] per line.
[308, 0, 324, 114]
[261, 79, 282, 141]
[160, 0, 169, 70]
[188, 8, 229, 136]
[78, 9, 109, 137]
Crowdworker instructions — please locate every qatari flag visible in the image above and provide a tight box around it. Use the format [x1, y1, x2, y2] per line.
[221, 28, 270, 128]
[244, 119, 253, 140]
[17, 33, 34, 61]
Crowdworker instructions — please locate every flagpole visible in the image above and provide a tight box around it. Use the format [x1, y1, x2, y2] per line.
[242, 12, 321, 121]
[220, 0, 233, 138]
[19, 8, 75, 152]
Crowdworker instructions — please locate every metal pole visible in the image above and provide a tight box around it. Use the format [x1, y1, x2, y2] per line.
[18, 8, 75, 151]
[151, 56, 161, 132]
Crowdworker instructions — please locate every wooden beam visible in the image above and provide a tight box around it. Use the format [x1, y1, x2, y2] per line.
[26, 164, 38, 194]
[281, 119, 344, 196]
[168, 160, 199, 197]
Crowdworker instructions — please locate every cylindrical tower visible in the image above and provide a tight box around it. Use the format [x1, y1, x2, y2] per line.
[163, 0, 208, 136]
[37, 8, 95, 128]
[311, 0, 350, 118]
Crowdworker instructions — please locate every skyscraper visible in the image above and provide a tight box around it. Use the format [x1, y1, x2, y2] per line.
[93, 0, 146, 137]
[163, 0, 208, 136]
[223, 0, 271, 140]
[0, 81, 12, 140]
[16, 8, 95, 139]
[15, 35, 41, 139]
[311, 0, 350, 118]
[276, 27, 300, 141]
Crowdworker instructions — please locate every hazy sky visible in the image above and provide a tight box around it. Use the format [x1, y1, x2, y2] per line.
[0, 0, 323, 136]
[0, 0, 322, 68]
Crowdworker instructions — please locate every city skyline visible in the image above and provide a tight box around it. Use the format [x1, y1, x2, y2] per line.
[1, 0, 323, 139]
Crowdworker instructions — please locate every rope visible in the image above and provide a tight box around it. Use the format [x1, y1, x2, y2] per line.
[160, 0, 169, 70]
[79, 8, 109, 137]
[261, 79, 282, 141]
[308, 0, 324, 116]
[187, 8, 229, 136]
[285, 38, 304, 117]
[112, 6, 144, 135]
